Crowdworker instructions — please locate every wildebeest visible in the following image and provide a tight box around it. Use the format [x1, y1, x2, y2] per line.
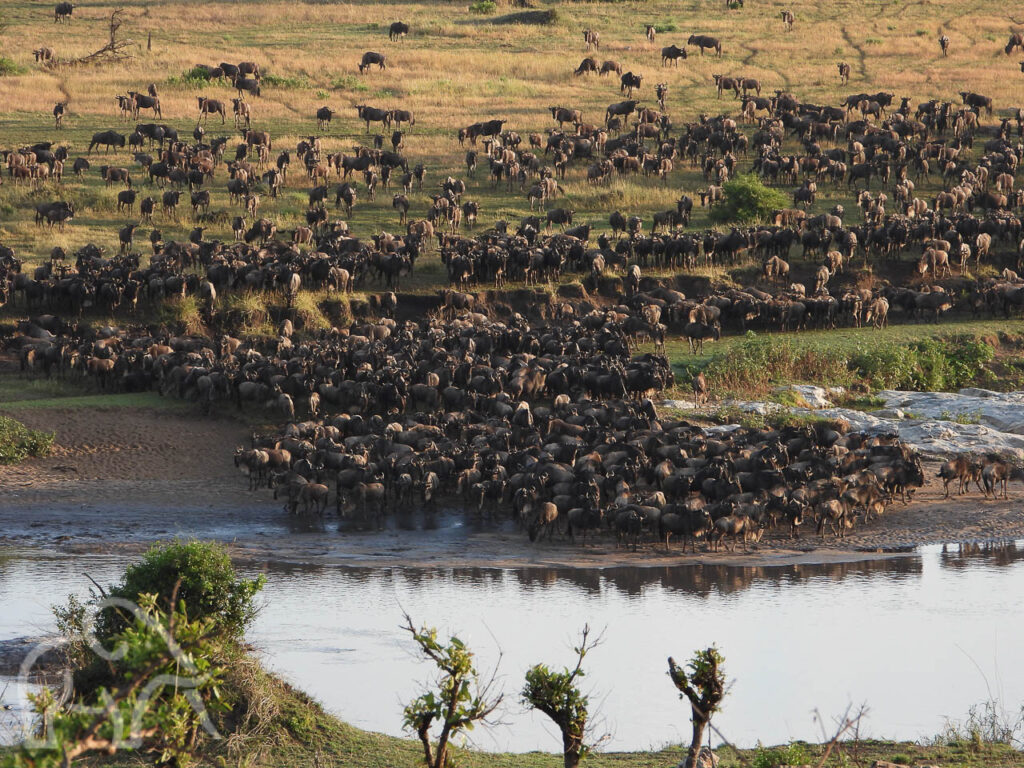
[599, 60, 622, 76]
[574, 57, 598, 76]
[781, 10, 794, 30]
[316, 106, 334, 130]
[232, 98, 251, 129]
[620, 72, 643, 96]
[583, 29, 600, 50]
[34, 47, 54, 63]
[197, 96, 226, 124]
[605, 100, 637, 125]
[55, 2, 74, 22]
[661, 45, 687, 65]
[358, 51, 386, 74]
[53, 102, 66, 129]
[960, 91, 993, 116]
[1005, 32, 1023, 55]
[838, 61, 850, 84]
[389, 21, 409, 41]
[389, 109, 415, 128]
[234, 75, 261, 98]
[355, 104, 390, 131]
[937, 457, 983, 498]
[687, 34, 722, 56]
[549, 106, 581, 129]
[939, 34, 949, 56]
[88, 130, 126, 153]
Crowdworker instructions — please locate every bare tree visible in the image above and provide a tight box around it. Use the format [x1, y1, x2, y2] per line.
[54, 8, 135, 68]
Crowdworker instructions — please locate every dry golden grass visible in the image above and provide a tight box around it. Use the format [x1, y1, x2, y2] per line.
[0, 0, 1020, 273]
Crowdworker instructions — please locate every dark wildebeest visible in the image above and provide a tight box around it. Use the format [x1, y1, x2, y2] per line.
[355, 104, 390, 132]
[646, 25, 656, 42]
[939, 34, 949, 56]
[389, 109, 415, 128]
[599, 60, 622, 76]
[197, 96, 226, 124]
[781, 9, 794, 31]
[620, 71, 643, 96]
[583, 29, 600, 49]
[838, 61, 850, 84]
[960, 91, 993, 116]
[687, 34, 722, 56]
[234, 76, 261, 98]
[238, 61, 261, 80]
[358, 51, 386, 74]
[53, 102, 66, 129]
[574, 57, 598, 76]
[88, 130, 125, 154]
[549, 106, 581, 128]
[34, 47, 54, 63]
[128, 91, 161, 118]
[546, 207, 574, 232]
[55, 2, 74, 23]
[316, 106, 334, 130]
[389, 21, 409, 41]
[661, 45, 687, 65]
[605, 99, 638, 125]
[1005, 33, 1023, 55]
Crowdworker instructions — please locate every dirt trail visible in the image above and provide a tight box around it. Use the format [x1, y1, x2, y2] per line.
[1, 404, 1023, 569]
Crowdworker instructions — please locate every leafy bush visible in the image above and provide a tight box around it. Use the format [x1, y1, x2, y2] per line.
[96, 540, 265, 641]
[654, 22, 678, 32]
[708, 174, 789, 224]
[168, 65, 216, 88]
[751, 741, 811, 768]
[0, 55, 25, 76]
[469, 0, 497, 13]
[0, 415, 55, 464]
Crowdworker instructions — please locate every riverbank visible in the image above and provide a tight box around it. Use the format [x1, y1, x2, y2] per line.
[1, 403, 1023, 569]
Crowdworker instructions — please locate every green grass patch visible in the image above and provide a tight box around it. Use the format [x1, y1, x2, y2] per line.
[654, 22, 678, 33]
[262, 72, 313, 89]
[1, 391, 187, 411]
[469, 1, 497, 13]
[0, 56, 26, 77]
[0, 414, 54, 463]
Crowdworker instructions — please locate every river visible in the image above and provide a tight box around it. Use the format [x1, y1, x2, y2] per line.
[1, 542, 1023, 752]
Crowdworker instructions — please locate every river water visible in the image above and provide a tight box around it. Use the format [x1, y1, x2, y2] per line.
[1, 543, 1023, 752]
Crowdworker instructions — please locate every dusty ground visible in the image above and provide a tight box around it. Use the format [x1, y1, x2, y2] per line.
[2, 403, 1023, 568]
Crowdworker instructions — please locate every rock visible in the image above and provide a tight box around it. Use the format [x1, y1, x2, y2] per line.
[661, 399, 698, 410]
[874, 408, 905, 420]
[677, 746, 719, 768]
[786, 384, 833, 409]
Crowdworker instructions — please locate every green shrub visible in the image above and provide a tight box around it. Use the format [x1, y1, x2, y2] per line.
[262, 71, 312, 89]
[168, 65, 216, 88]
[708, 174, 789, 224]
[469, 0, 497, 13]
[0, 55, 25, 76]
[654, 22, 678, 32]
[0, 415, 54, 463]
[751, 741, 811, 768]
[96, 540, 265, 641]
[705, 332, 852, 395]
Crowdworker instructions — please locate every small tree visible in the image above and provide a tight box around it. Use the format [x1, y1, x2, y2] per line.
[667, 648, 727, 768]
[708, 174, 788, 224]
[402, 615, 502, 768]
[522, 625, 600, 768]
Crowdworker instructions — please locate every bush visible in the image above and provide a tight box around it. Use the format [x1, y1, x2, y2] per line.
[708, 174, 789, 225]
[0, 415, 55, 464]
[654, 22, 678, 33]
[261, 71, 312, 89]
[168, 65, 216, 87]
[469, 0, 497, 13]
[96, 540, 265, 641]
[704, 332, 853, 395]
[751, 741, 811, 768]
[0, 55, 25, 76]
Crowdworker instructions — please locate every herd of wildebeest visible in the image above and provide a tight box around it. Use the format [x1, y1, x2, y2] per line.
[3, 4, 1024, 550]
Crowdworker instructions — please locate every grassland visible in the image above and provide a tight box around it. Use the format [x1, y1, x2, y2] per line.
[0, 0, 1021, 280]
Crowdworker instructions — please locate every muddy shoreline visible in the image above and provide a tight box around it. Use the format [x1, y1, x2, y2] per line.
[2, 404, 1023, 571]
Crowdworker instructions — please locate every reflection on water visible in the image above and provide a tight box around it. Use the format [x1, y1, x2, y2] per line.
[1, 542, 1022, 752]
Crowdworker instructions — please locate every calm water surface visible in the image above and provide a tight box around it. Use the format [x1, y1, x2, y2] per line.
[1, 543, 1022, 752]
